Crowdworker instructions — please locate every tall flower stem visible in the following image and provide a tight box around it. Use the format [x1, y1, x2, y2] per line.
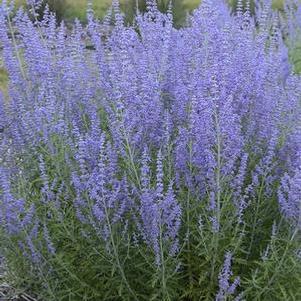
[246, 177, 265, 259]
[259, 226, 299, 298]
[103, 204, 139, 301]
[185, 140, 194, 289]
[210, 108, 222, 285]
[159, 222, 170, 301]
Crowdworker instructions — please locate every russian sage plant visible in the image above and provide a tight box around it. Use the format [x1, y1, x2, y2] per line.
[0, 0, 300, 300]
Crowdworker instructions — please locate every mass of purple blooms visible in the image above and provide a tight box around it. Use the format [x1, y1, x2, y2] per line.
[0, 0, 300, 300]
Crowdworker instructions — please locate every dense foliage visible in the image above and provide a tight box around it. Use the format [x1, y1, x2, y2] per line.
[0, 0, 300, 300]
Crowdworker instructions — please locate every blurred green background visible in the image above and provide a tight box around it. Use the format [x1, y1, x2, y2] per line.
[9, 0, 285, 23]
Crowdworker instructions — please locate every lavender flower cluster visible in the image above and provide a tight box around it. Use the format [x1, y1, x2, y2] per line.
[0, 0, 300, 300]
